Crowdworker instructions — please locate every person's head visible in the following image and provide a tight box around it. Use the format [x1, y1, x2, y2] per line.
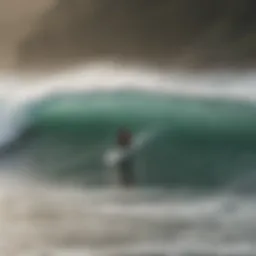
[117, 127, 132, 146]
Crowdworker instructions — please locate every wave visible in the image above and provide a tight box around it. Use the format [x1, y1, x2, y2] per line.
[1, 90, 256, 190]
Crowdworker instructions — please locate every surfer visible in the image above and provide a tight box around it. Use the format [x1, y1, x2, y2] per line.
[116, 128, 135, 187]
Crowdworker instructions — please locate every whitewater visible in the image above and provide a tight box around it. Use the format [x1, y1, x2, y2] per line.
[1, 63, 256, 255]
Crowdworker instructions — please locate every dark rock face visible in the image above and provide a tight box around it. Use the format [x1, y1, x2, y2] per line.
[18, 0, 256, 71]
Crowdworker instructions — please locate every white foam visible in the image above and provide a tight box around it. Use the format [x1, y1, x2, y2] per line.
[5, 63, 256, 101]
[0, 174, 256, 255]
[0, 64, 255, 155]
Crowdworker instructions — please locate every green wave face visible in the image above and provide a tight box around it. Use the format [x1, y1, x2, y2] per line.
[18, 91, 256, 189]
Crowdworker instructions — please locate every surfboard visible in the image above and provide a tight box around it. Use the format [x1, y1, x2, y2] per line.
[103, 148, 124, 185]
[104, 148, 123, 167]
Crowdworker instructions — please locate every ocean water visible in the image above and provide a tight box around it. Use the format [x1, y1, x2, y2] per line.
[1, 65, 256, 255]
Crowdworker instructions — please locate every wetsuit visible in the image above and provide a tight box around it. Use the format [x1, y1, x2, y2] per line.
[117, 129, 135, 187]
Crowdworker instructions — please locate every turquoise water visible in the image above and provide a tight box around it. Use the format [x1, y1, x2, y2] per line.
[1, 85, 256, 255]
[4, 90, 256, 190]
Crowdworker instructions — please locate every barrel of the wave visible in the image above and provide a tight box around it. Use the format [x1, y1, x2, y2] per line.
[104, 128, 135, 187]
